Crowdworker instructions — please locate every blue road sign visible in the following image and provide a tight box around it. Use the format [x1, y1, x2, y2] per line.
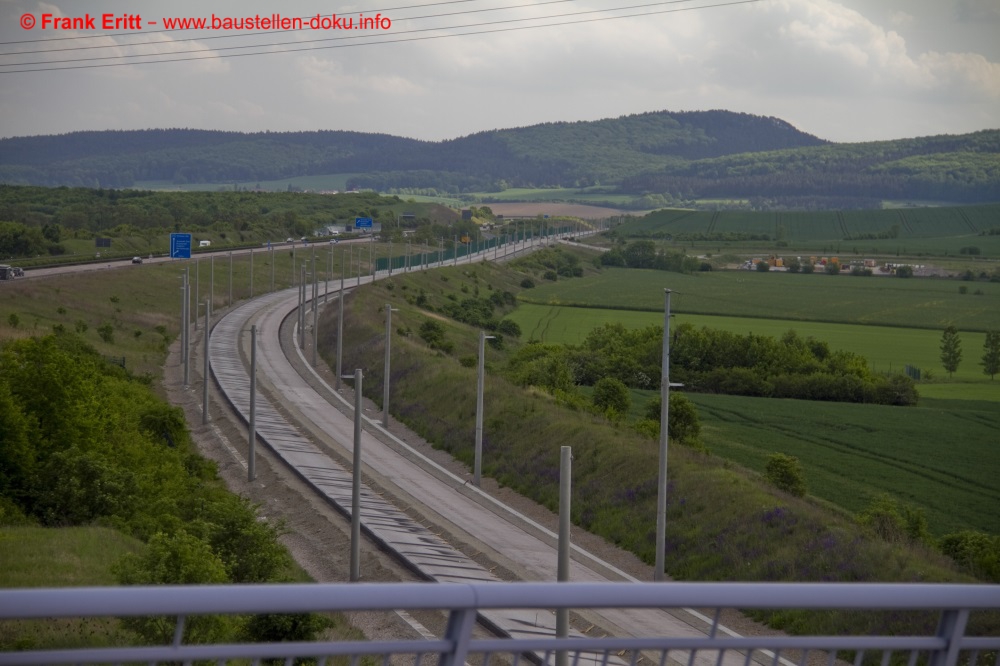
[355, 217, 373, 229]
[170, 233, 192, 259]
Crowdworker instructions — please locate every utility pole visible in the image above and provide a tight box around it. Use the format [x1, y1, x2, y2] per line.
[249, 248, 254, 299]
[210, 255, 214, 314]
[655, 289, 672, 582]
[228, 251, 233, 306]
[193, 260, 199, 330]
[337, 251, 345, 390]
[248, 324, 257, 482]
[350, 368, 363, 582]
[474, 331, 495, 487]
[556, 445, 572, 666]
[181, 268, 189, 387]
[382, 303, 398, 427]
[202, 298, 211, 425]
[312, 250, 318, 367]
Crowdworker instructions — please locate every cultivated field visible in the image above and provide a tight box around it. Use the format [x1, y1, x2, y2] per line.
[518, 267, 1000, 331]
[479, 201, 632, 219]
[618, 204, 1000, 261]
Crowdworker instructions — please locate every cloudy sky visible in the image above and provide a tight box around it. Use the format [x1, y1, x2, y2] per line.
[1, 0, 998, 143]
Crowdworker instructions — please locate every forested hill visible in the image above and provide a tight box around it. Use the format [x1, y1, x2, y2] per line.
[0, 111, 824, 190]
[1, 110, 997, 206]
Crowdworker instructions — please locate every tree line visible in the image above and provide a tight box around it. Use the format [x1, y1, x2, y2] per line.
[506, 323, 919, 407]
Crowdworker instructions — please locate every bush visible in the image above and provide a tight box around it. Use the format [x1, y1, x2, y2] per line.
[643, 393, 702, 444]
[543, 270, 558, 281]
[857, 494, 931, 546]
[756, 261, 770, 272]
[801, 263, 815, 274]
[765, 453, 806, 497]
[459, 356, 476, 368]
[592, 377, 630, 420]
[419, 319, 445, 346]
[97, 323, 114, 344]
[520, 277, 535, 289]
[497, 319, 521, 338]
[939, 530, 1000, 582]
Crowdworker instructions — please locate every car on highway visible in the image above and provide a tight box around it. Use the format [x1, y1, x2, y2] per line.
[131, 256, 143, 264]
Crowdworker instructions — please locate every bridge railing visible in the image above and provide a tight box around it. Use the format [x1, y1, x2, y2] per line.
[1, 582, 998, 666]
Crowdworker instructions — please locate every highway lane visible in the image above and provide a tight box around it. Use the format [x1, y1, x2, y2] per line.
[13, 238, 361, 279]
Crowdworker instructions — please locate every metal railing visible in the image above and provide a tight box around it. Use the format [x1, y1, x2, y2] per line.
[2, 582, 999, 666]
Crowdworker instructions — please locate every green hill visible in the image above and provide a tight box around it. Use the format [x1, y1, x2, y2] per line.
[2, 110, 997, 207]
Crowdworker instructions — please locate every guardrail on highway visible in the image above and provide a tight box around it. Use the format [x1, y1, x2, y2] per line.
[1, 582, 998, 666]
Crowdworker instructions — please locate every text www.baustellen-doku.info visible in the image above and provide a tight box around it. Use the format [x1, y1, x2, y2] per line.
[18, 12, 392, 32]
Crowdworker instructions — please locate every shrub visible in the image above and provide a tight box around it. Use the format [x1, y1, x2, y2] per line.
[765, 454, 806, 497]
[756, 261, 770, 272]
[543, 270, 558, 281]
[593, 377, 630, 421]
[459, 356, 476, 368]
[520, 277, 535, 289]
[97, 323, 114, 344]
[857, 494, 932, 546]
[418, 319, 446, 347]
[643, 393, 702, 444]
[939, 530, 1000, 582]
[497, 319, 522, 338]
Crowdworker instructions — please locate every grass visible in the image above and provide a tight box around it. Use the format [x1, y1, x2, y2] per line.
[682, 392, 1000, 536]
[0, 243, 366, 378]
[0, 526, 144, 651]
[518, 267, 1000, 331]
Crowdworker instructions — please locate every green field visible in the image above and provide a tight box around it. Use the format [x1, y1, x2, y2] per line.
[618, 204, 1000, 259]
[683, 393, 999, 536]
[518, 267, 1000, 331]
[614, 388, 1000, 537]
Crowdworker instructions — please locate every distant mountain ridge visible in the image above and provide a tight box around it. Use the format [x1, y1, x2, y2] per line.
[1, 110, 997, 206]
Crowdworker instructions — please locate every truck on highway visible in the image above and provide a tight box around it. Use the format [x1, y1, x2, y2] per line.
[0, 265, 23, 280]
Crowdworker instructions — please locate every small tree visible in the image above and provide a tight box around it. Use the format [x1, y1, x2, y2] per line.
[981, 331, 1000, 380]
[592, 377, 630, 420]
[940, 325, 962, 377]
[765, 454, 806, 497]
[756, 260, 770, 272]
[644, 393, 702, 444]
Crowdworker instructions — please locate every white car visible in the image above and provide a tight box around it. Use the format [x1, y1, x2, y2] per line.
[131, 256, 143, 264]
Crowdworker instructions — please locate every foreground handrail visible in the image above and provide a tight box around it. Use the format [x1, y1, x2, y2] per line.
[1, 582, 998, 666]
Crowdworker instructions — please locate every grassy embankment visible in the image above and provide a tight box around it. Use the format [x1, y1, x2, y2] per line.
[0, 527, 144, 650]
[320, 253, 997, 638]
[0, 244, 363, 378]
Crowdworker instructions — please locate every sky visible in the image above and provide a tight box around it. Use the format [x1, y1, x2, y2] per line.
[0, 0, 998, 143]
